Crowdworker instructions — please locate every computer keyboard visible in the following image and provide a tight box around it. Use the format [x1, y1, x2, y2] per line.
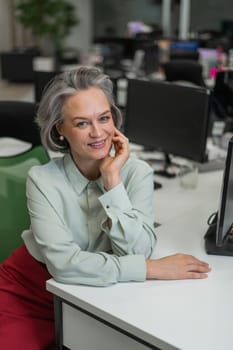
[198, 158, 226, 173]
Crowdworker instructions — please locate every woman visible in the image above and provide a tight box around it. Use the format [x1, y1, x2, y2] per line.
[0, 66, 211, 349]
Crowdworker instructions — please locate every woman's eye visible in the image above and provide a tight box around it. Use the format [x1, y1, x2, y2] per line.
[76, 121, 88, 128]
[99, 115, 110, 122]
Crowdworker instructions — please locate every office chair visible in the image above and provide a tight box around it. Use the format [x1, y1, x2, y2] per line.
[34, 71, 58, 103]
[161, 59, 206, 87]
[0, 101, 41, 145]
[0, 146, 50, 262]
[170, 51, 199, 61]
[0, 100, 50, 262]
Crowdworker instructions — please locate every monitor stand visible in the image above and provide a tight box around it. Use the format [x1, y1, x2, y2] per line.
[140, 150, 177, 188]
[204, 223, 233, 256]
[154, 181, 162, 190]
[154, 153, 177, 178]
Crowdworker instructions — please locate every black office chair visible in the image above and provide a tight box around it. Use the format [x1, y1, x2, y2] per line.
[170, 51, 199, 61]
[0, 100, 41, 145]
[34, 71, 59, 103]
[161, 59, 206, 87]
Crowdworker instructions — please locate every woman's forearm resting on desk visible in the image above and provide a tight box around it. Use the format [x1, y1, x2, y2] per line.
[146, 254, 211, 280]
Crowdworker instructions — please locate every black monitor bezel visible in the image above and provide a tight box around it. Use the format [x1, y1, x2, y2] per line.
[124, 79, 211, 163]
[214, 69, 233, 118]
[216, 137, 233, 246]
[204, 137, 233, 256]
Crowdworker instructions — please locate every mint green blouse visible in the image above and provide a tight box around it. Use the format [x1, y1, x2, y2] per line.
[22, 153, 157, 286]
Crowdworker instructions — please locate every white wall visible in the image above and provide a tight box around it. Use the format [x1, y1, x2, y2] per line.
[67, 0, 93, 53]
[93, 0, 233, 38]
[191, 0, 233, 31]
[0, 0, 12, 51]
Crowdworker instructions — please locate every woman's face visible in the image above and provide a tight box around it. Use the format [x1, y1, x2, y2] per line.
[57, 87, 115, 164]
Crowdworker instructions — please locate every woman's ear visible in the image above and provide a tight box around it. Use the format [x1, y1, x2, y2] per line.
[56, 122, 63, 136]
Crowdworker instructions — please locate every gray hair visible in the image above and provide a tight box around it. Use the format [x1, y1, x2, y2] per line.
[36, 66, 122, 152]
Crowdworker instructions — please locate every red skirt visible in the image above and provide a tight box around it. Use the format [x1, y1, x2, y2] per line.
[0, 244, 55, 350]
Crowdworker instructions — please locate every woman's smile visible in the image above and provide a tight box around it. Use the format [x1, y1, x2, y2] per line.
[88, 139, 107, 149]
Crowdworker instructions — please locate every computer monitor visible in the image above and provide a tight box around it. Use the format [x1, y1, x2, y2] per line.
[94, 37, 134, 59]
[170, 40, 199, 52]
[169, 40, 199, 61]
[221, 20, 233, 38]
[130, 44, 159, 78]
[124, 79, 211, 165]
[143, 42, 159, 76]
[198, 48, 227, 78]
[204, 137, 233, 256]
[213, 69, 233, 119]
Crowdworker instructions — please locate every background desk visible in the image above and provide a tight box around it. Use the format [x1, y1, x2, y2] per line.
[47, 170, 233, 350]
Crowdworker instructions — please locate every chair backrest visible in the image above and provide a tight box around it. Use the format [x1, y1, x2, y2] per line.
[170, 51, 199, 61]
[34, 71, 59, 103]
[0, 145, 50, 262]
[0, 101, 41, 146]
[162, 60, 206, 87]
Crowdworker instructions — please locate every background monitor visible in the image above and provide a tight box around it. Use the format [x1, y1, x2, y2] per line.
[213, 69, 233, 119]
[124, 79, 211, 163]
[221, 20, 233, 38]
[130, 43, 159, 77]
[198, 48, 227, 78]
[169, 40, 200, 61]
[198, 47, 218, 58]
[94, 37, 155, 60]
[170, 40, 199, 52]
[143, 42, 159, 76]
[198, 48, 218, 78]
[205, 137, 233, 256]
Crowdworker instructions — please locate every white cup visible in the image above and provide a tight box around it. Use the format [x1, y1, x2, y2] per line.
[179, 162, 198, 189]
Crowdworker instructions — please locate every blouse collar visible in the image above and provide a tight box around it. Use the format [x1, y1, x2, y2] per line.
[63, 153, 105, 195]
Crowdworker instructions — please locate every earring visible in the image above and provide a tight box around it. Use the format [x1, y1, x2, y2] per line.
[59, 135, 64, 141]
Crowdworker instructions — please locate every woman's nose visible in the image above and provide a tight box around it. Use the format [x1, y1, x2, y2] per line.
[90, 122, 102, 137]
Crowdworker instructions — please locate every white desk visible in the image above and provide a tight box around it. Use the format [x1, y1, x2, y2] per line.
[47, 170, 233, 350]
[0, 137, 62, 159]
[0, 137, 31, 156]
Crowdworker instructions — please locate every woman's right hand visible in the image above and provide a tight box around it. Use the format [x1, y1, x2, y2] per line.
[100, 128, 129, 191]
[146, 253, 211, 280]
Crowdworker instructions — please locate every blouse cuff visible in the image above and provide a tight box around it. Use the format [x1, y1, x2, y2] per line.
[118, 255, 146, 282]
[99, 182, 132, 214]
